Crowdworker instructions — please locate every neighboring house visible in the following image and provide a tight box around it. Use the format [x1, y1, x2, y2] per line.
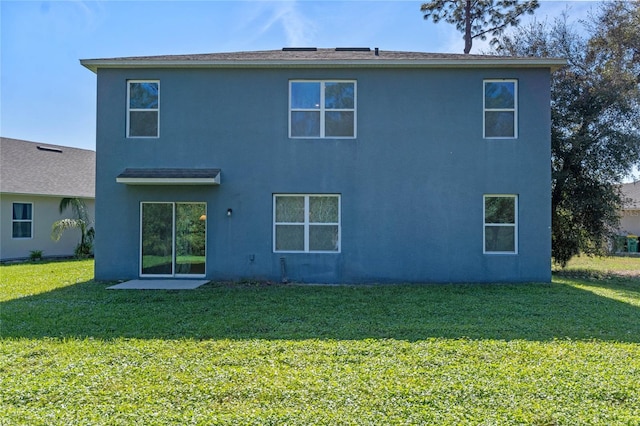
[81, 48, 564, 283]
[620, 180, 640, 236]
[0, 137, 95, 261]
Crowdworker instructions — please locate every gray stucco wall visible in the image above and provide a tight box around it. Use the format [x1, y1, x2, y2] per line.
[1, 194, 95, 260]
[94, 66, 551, 283]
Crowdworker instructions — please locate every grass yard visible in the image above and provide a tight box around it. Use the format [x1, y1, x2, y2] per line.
[554, 254, 640, 275]
[1, 258, 639, 424]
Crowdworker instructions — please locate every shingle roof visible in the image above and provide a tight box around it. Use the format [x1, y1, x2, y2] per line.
[117, 168, 220, 179]
[622, 181, 640, 210]
[87, 49, 502, 62]
[81, 48, 565, 72]
[0, 137, 95, 198]
[116, 168, 221, 185]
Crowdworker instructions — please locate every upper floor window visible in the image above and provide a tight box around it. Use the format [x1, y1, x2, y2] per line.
[274, 194, 341, 252]
[127, 80, 159, 138]
[289, 80, 356, 138]
[484, 79, 517, 139]
[484, 195, 518, 254]
[12, 202, 32, 239]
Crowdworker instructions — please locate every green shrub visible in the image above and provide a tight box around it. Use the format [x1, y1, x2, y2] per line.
[28, 250, 43, 261]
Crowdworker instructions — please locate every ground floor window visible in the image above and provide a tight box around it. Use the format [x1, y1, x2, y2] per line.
[12, 202, 32, 239]
[273, 194, 340, 252]
[140, 202, 206, 276]
[484, 195, 518, 254]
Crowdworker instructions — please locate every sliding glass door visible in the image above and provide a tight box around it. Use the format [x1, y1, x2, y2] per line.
[141, 202, 206, 277]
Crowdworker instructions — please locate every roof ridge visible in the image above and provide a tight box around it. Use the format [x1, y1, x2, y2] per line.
[79, 48, 563, 61]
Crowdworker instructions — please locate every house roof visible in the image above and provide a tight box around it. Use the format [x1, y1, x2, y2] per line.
[622, 181, 640, 210]
[0, 137, 95, 198]
[81, 48, 566, 73]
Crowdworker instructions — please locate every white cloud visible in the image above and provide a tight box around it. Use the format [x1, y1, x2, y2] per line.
[274, 2, 317, 46]
[239, 1, 316, 47]
[47, 0, 105, 34]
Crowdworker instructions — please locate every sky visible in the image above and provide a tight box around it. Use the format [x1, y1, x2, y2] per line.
[0, 0, 605, 153]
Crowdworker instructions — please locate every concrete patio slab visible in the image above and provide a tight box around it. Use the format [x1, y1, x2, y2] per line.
[107, 279, 209, 290]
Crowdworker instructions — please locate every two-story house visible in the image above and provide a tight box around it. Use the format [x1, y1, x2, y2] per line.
[81, 48, 564, 283]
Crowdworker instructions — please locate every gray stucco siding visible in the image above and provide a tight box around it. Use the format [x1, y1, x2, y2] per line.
[94, 66, 551, 283]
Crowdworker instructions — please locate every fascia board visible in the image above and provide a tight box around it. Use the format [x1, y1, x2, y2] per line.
[81, 58, 567, 73]
[115, 177, 220, 185]
[0, 190, 95, 199]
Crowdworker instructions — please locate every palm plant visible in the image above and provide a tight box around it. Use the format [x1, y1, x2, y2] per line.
[51, 198, 95, 257]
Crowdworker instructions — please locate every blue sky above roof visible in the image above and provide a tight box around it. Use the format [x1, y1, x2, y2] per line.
[0, 0, 601, 152]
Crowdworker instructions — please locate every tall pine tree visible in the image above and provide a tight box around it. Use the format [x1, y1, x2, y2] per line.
[493, 3, 640, 265]
[421, 0, 539, 53]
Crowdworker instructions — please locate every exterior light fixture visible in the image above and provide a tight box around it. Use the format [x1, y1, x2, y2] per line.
[227, 208, 233, 217]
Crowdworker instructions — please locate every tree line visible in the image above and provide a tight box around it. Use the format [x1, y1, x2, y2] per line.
[422, 0, 640, 265]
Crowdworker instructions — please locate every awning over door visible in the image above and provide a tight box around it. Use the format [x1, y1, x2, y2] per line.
[116, 168, 221, 185]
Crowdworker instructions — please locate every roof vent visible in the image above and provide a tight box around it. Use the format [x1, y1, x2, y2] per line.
[37, 146, 63, 153]
[335, 47, 371, 52]
[282, 47, 317, 52]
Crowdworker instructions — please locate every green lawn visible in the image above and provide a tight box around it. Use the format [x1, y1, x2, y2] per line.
[555, 254, 640, 274]
[1, 258, 639, 424]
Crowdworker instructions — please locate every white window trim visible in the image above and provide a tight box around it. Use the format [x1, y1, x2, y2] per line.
[273, 194, 341, 253]
[483, 79, 518, 139]
[127, 80, 160, 138]
[12, 202, 33, 239]
[483, 194, 518, 254]
[289, 80, 357, 139]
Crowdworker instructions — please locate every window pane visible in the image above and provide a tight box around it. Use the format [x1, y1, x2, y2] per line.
[485, 82, 514, 109]
[291, 82, 320, 109]
[325, 111, 354, 137]
[12, 222, 31, 238]
[291, 111, 320, 137]
[325, 82, 354, 109]
[141, 203, 173, 275]
[130, 111, 159, 137]
[309, 225, 339, 251]
[130, 82, 159, 109]
[13, 203, 32, 220]
[276, 196, 305, 222]
[485, 111, 515, 138]
[485, 226, 515, 252]
[175, 203, 206, 275]
[276, 225, 305, 251]
[309, 196, 339, 223]
[485, 197, 515, 224]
